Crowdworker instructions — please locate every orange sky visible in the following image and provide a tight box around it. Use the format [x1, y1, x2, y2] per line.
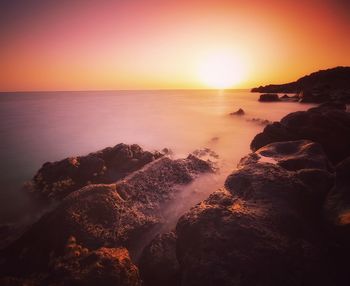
[1, 0, 349, 91]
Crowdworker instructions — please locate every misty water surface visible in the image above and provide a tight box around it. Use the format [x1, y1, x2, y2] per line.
[0, 90, 315, 223]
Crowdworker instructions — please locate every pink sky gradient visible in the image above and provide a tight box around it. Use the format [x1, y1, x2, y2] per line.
[1, 0, 349, 91]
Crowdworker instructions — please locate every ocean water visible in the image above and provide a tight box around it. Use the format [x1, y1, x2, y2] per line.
[0, 90, 315, 223]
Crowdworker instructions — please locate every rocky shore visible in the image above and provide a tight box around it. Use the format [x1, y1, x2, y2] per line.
[252, 66, 350, 103]
[1, 98, 350, 285]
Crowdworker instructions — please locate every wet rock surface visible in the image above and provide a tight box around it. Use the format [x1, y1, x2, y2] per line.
[27, 143, 163, 201]
[241, 140, 333, 172]
[251, 105, 350, 164]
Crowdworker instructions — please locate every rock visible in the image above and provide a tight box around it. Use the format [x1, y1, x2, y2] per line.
[139, 232, 179, 286]
[250, 121, 294, 149]
[175, 139, 338, 286]
[0, 155, 212, 278]
[27, 143, 164, 201]
[0, 238, 141, 286]
[0, 277, 37, 286]
[251, 66, 350, 97]
[241, 139, 335, 216]
[251, 107, 350, 164]
[279, 94, 299, 102]
[240, 140, 333, 172]
[224, 162, 325, 212]
[0, 224, 14, 250]
[295, 168, 334, 203]
[0, 223, 29, 250]
[230, 108, 245, 116]
[47, 239, 141, 286]
[299, 89, 331, 103]
[322, 157, 350, 284]
[162, 148, 173, 156]
[1, 185, 125, 276]
[324, 157, 350, 246]
[308, 101, 347, 112]
[246, 118, 272, 126]
[176, 162, 331, 286]
[258, 93, 280, 102]
[192, 148, 219, 161]
[332, 90, 350, 103]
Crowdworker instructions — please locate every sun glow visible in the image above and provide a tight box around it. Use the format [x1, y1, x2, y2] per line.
[198, 53, 247, 89]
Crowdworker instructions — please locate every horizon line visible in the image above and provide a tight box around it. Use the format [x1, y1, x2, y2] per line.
[0, 87, 251, 93]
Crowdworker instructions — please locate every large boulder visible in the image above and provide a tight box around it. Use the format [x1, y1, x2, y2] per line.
[240, 140, 334, 205]
[139, 232, 179, 286]
[251, 106, 350, 164]
[258, 93, 280, 102]
[176, 179, 327, 286]
[175, 141, 335, 286]
[27, 143, 163, 201]
[0, 155, 212, 279]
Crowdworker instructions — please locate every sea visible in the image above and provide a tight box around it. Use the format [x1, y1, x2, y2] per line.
[0, 89, 315, 224]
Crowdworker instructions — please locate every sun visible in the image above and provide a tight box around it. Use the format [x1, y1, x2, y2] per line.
[198, 53, 246, 89]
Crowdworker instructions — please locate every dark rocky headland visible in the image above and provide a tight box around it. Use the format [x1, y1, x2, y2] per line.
[1, 71, 350, 285]
[252, 66, 350, 103]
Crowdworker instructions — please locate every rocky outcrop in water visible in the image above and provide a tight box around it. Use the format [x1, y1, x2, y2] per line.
[230, 108, 245, 116]
[258, 93, 280, 102]
[27, 143, 163, 201]
[246, 117, 272, 126]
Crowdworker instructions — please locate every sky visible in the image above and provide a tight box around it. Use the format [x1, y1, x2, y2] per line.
[0, 0, 349, 91]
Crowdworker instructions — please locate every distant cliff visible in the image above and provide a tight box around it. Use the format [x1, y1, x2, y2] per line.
[251, 66, 350, 93]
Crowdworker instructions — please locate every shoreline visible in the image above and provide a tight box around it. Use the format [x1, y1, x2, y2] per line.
[1, 94, 350, 285]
